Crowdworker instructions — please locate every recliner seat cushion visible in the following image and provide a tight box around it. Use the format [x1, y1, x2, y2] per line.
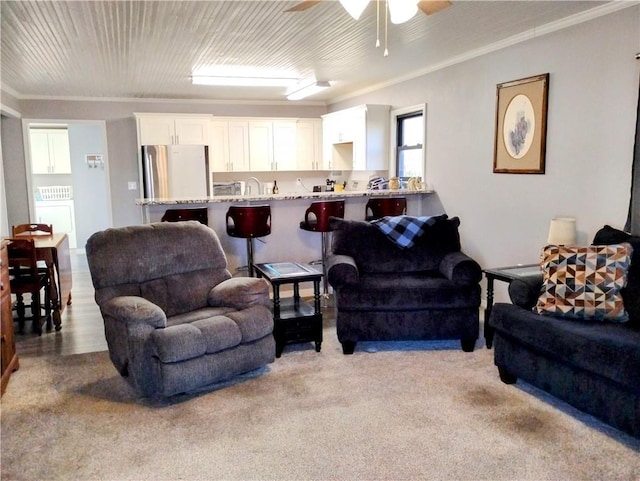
[335, 273, 481, 311]
[152, 315, 245, 363]
[491, 303, 640, 388]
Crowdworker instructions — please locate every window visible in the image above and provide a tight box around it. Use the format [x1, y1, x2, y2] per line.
[395, 110, 424, 180]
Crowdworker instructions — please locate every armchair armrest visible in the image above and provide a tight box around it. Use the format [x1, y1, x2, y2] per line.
[508, 277, 543, 309]
[208, 277, 270, 310]
[101, 296, 167, 328]
[327, 254, 359, 288]
[439, 251, 482, 285]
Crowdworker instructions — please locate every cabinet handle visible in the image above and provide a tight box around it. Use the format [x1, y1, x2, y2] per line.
[176, 135, 180, 144]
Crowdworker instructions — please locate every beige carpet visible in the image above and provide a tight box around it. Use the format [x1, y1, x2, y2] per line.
[1, 328, 639, 481]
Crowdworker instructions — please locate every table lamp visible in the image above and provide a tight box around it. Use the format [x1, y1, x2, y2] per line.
[547, 217, 577, 245]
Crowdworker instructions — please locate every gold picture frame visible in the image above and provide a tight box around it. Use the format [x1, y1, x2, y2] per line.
[493, 73, 549, 174]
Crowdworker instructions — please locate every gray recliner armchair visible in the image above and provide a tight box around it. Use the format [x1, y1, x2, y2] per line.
[86, 221, 275, 397]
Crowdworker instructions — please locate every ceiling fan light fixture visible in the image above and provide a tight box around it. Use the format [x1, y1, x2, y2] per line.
[191, 75, 298, 87]
[338, 0, 370, 20]
[388, 0, 419, 24]
[287, 81, 331, 100]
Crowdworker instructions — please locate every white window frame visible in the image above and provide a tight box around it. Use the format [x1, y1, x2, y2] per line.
[388, 103, 427, 180]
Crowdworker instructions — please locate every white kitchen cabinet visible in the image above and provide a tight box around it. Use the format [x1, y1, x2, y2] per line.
[272, 121, 297, 171]
[136, 115, 210, 145]
[322, 105, 390, 171]
[209, 116, 323, 173]
[29, 129, 72, 174]
[209, 121, 231, 172]
[248, 121, 274, 171]
[296, 119, 323, 171]
[228, 121, 251, 172]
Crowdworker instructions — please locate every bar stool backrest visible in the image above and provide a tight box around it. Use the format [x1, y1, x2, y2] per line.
[301, 200, 345, 232]
[365, 197, 407, 221]
[226, 205, 272, 238]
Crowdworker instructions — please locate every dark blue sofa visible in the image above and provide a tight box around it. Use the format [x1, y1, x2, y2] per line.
[489, 225, 640, 438]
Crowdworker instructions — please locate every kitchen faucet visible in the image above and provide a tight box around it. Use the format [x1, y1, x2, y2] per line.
[245, 177, 262, 196]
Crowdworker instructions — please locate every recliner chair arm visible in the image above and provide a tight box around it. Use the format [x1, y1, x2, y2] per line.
[208, 277, 270, 310]
[101, 296, 167, 328]
[439, 251, 482, 285]
[327, 254, 360, 288]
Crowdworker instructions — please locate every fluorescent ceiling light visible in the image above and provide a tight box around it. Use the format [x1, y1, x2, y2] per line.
[192, 76, 298, 87]
[338, 0, 370, 20]
[388, 0, 419, 24]
[287, 81, 331, 100]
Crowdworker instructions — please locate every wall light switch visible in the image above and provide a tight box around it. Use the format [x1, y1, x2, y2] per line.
[128, 181, 137, 190]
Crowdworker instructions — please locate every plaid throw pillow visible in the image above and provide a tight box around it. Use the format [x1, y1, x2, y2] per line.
[535, 243, 633, 322]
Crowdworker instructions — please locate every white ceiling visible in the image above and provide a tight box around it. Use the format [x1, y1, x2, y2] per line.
[0, 0, 620, 104]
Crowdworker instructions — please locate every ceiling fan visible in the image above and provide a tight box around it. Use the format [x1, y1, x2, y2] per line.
[285, 0, 452, 19]
[285, 0, 452, 56]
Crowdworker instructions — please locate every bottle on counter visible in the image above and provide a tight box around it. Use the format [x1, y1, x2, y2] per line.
[272, 180, 279, 194]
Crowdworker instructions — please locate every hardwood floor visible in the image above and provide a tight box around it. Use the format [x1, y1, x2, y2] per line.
[14, 250, 107, 357]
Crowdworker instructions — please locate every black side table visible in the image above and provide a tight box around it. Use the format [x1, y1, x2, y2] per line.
[253, 262, 323, 358]
[483, 264, 542, 348]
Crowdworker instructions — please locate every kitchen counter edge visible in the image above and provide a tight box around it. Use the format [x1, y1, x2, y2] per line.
[136, 189, 434, 206]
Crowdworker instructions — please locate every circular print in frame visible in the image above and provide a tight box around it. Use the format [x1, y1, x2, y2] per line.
[503, 94, 535, 159]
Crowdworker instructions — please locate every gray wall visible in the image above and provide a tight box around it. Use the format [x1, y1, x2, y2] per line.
[1, 6, 638, 302]
[68, 123, 110, 247]
[1, 116, 29, 230]
[330, 6, 639, 273]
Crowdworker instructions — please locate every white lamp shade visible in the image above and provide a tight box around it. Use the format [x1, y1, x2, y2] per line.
[338, 0, 370, 20]
[388, 0, 419, 24]
[547, 217, 577, 245]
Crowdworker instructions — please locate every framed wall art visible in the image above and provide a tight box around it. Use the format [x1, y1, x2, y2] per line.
[493, 73, 549, 174]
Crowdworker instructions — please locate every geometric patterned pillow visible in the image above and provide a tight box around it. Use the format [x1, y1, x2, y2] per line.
[535, 243, 633, 322]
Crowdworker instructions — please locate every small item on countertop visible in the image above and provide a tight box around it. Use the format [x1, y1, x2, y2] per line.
[272, 180, 279, 194]
[389, 177, 400, 190]
[407, 177, 421, 191]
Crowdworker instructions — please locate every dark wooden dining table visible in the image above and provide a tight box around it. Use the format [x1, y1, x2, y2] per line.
[9, 232, 72, 330]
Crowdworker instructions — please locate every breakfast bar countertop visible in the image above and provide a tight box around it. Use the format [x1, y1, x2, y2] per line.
[136, 188, 433, 206]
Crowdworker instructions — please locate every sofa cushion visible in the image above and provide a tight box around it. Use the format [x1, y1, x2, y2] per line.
[330, 214, 460, 274]
[334, 273, 481, 311]
[491, 303, 640, 389]
[535, 243, 633, 322]
[592, 225, 640, 327]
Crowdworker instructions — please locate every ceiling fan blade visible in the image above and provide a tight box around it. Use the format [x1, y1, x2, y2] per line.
[284, 0, 323, 12]
[417, 0, 452, 16]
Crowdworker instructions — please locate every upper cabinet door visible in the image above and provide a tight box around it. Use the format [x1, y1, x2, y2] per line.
[138, 117, 175, 145]
[209, 121, 230, 172]
[272, 121, 297, 171]
[296, 119, 322, 171]
[248, 121, 273, 171]
[228, 121, 251, 172]
[137, 115, 210, 145]
[30, 129, 71, 174]
[174, 118, 209, 145]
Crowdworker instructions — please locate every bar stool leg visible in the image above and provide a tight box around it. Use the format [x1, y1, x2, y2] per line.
[321, 231, 330, 299]
[246, 238, 255, 277]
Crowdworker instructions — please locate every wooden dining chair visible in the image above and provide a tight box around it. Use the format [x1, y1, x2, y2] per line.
[12, 223, 53, 236]
[7, 238, 51, 335]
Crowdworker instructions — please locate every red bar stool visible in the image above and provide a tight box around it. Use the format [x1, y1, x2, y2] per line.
[161, 208, 208, 225]
[226, 205, 271, 277]
[365, 197, 407, 221]
[299, 199, 345, 296]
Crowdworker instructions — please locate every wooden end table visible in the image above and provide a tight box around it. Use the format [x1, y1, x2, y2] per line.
[253, 262, 323, 358]
[483, 263, 542, 348]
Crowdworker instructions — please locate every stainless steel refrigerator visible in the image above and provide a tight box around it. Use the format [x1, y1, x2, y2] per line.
[141, 145, 209, 198]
